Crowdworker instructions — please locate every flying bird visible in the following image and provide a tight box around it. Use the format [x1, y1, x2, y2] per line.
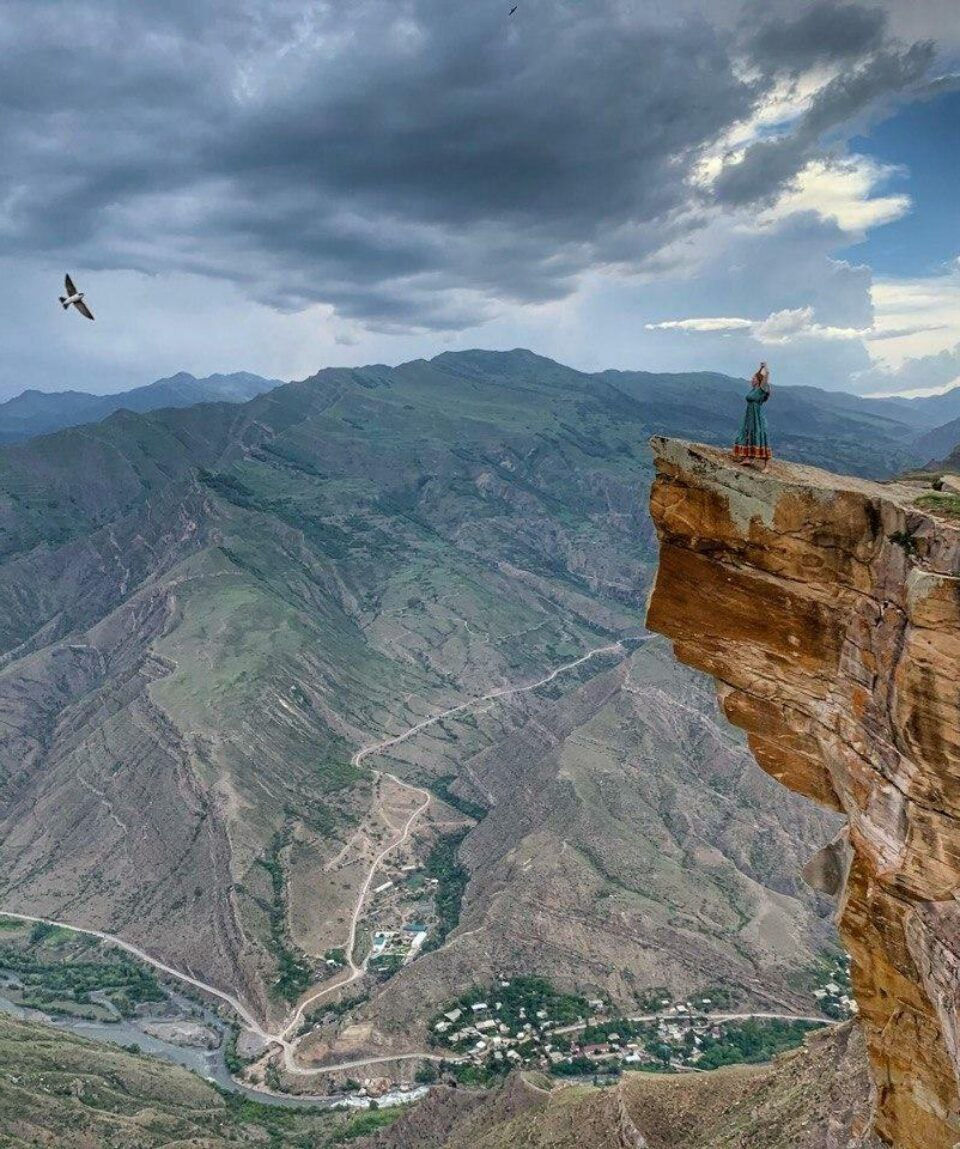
[510, 5, 518, 13]
[59, 274, 94, 320]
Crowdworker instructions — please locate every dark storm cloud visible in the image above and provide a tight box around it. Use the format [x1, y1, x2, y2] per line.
[747, 1, 886, 72]
[713, 40, 934, 207]
[0, 0, 935, 331]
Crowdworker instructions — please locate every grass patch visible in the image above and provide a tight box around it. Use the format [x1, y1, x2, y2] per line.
[29, 922, 76, 946]
[328, 1107, 403, 1141]
[915, 493, 960, 520]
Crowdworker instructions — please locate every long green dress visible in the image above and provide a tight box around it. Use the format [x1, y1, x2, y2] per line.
[733, 382, 771, 460]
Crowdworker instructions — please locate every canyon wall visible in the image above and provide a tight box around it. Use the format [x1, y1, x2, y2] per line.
[646, 438, 960, 1149]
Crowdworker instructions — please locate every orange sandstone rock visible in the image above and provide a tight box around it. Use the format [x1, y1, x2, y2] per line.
[646, 437, 960, 1149]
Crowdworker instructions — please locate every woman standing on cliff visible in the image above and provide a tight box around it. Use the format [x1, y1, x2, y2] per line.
[733, 361, 771, 467]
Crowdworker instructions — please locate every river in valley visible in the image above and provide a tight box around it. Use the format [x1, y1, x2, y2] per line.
[0, 982, 426, 1111]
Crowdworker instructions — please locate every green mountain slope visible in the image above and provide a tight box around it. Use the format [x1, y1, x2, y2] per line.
[0, 349, 859, 1049]
[913, 414, 960, 465]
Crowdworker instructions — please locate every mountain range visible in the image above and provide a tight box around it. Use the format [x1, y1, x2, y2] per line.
[4, 354, 960, 472]
[0, 371, 281, 443]
[0, 348, 957, 1087]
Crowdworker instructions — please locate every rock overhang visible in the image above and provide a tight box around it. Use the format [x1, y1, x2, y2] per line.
[646, 437, 960, 1149]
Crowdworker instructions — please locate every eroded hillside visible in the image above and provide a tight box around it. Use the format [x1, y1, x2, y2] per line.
[647, 438, 960, 1148]
[0, 352, 844, 1061]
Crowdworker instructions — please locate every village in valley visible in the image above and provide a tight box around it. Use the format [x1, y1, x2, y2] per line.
[301, 808, 857, 1099]
[356, 848, 453, 978]
[417, 954, 856, 1085]
[273, 668, 859, 1104]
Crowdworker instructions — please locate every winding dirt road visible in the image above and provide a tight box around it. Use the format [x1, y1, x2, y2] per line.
[279, 641, 626, 1066]
[0, 642, 627, 1081]
[0, 635, 844, 1101]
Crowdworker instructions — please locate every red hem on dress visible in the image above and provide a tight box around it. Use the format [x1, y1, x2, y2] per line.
[733, 444, 772, 459]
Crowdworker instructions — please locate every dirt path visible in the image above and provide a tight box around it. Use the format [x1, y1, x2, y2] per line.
[277, 774, 432, 1055]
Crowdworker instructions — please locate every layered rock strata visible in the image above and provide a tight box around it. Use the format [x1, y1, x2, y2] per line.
[646, 438, 960, 1149]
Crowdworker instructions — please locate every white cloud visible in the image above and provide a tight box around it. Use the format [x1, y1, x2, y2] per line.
[856, 342, 960, 397]
[762, 156, 911, 233]
[640, 253, 960, 398]
[866, 271, 960, 367]
[645, 317, 754, 333]
[647, 306, 866, 344]
[754, 306, 866, 342]
[693, 68, 835, 189]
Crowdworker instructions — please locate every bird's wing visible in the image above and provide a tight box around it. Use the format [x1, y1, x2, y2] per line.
[74, 299, 95, 320]
[64, 274, 77, 295]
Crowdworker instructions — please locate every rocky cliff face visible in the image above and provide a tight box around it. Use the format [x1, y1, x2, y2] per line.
[646, 438, 960, 1149]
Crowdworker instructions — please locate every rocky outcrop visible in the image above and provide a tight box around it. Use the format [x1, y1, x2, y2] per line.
[646, 438, 960, 1149]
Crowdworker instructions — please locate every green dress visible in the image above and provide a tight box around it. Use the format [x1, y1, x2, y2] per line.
[733, 384, 771, 460]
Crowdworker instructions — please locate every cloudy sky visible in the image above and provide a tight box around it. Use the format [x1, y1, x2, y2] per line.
[1, 0, 957, 397]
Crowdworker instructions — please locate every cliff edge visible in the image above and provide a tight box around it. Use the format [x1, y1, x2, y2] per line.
[646, 438, 960, 1149]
